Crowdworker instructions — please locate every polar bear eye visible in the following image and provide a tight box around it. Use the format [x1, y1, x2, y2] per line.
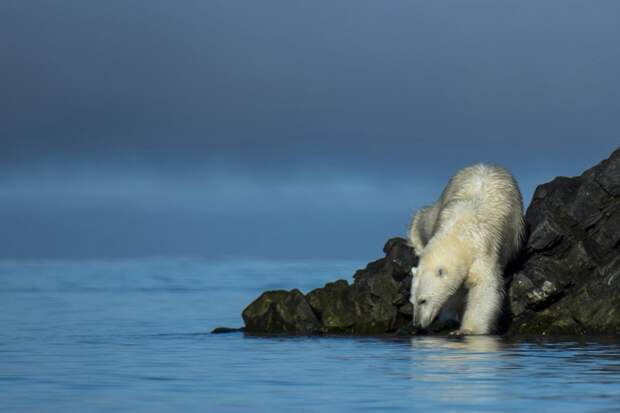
[438, 268, 444, 277]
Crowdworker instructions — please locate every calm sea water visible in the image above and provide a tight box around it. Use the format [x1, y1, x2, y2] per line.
[1, 258, 620, 412]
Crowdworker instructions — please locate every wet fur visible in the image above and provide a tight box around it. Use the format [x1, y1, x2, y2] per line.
[408, 164, 525, 334]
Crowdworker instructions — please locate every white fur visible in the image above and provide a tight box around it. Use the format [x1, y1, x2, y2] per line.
[408, 164, 525, 335]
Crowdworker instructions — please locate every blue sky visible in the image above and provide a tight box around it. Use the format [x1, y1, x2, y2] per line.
[1, 1, 619, 259]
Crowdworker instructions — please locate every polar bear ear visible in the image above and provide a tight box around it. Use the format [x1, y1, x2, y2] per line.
[411, 267, 418, 276]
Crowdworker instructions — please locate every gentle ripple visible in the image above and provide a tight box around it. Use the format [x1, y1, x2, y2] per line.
[1, 259, 619, 412]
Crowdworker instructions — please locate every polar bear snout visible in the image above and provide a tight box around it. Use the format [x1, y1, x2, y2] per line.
[413, 301, 438, 329]
[410, 290, 438, 328]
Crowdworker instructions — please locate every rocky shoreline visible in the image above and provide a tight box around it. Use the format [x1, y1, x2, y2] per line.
[230, 147, 620, 336]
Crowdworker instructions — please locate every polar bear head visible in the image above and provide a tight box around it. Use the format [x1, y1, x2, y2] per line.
[410, 237, 470, 328]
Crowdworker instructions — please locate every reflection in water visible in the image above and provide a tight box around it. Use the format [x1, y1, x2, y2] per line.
[408, 336, 506, 408]
[403, 336, 620, 411]
[411, 335, 503, 353]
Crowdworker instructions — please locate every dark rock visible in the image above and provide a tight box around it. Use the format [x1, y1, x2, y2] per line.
[394, 323, 421, 336]
[383, 237, 419, 281]
[506, 147, 620, 335]
[211, 326, 245, 334]
[242, 289, 322, 334]
[306, 280, 358, 333]
[241, 238, 418, 334]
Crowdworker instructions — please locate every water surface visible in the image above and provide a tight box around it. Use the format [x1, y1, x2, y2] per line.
[1, 259, 619, 412]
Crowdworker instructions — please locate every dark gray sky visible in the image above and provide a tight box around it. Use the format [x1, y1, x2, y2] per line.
[1, 1, 619, 259]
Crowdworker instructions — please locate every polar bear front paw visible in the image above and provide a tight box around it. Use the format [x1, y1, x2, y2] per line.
[449, 328, 474, 336]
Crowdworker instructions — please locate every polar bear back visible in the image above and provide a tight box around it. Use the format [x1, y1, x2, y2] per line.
[434, 164, 524, 268]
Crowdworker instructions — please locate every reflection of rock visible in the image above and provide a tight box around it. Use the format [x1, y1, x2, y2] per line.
[240, 147, 620, 336]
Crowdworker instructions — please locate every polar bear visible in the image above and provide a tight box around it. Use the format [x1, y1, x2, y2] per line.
[408, 164, 525, 335]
